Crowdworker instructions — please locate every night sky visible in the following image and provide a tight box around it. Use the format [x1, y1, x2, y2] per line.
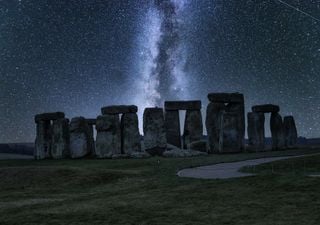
[0, 0, 319, 143]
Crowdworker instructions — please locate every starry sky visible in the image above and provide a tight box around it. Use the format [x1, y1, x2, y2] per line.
[0, 0, 319, 143]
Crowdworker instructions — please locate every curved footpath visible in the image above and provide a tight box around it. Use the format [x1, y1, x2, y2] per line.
[178, 153, 320, 179]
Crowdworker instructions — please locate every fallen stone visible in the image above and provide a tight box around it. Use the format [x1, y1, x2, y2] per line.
[283, 116, 298, 147]
[252, 104, 280, 113]
[121, 113, 141, 154]
[35, 112, 65, 123]
[51, 118, 70, 159]
[129, 151, 151, 159]
[188, 140, 207, 152]
[207, 93, 244, 103]
[164, 101, 201, 111]
[101, 105, 138, 115]
[183, 110, 203, 148]
[95, 115, 121, 158]
[143, 108, 167, 155]
[163, 149, 207, 158]
[247, 112, 265, 151]
[111, 154, 129, 159]
[164, 110, 181, 148]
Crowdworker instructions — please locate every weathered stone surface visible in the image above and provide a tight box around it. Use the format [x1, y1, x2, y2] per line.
[207, 93, 244, 103]
[95, 115, 121, 158]
[227, 102, 245, 150]
[101, 105, 138, 115]
[270, 113, 285, 150]
[35, 112, 65, 123]
[284, 116, 298, 147]
[183, 110, 203, 149]
[69, 117, 92, 158]
[218, 112, 242, 153]
[205, 102, 226, 153]
[34, 120, 52, 160]
[189, 140, 207, 152]
[85, 119, 96, 125]
[129, 151, 151, 159]
[121, 113, 141, 154]
[164, 110, 181, 148]
[51, 118, 70, 159]
[252, 104, 280, 113]
[163, 148, 207, 158]
[143, 108, 167, 156]
[87, 123, 95, 157]
[247, 112, 265, 151]
[164, 101, 201, 111]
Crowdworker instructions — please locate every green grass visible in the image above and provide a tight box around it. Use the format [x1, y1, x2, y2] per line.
[1, 148, 320, 225]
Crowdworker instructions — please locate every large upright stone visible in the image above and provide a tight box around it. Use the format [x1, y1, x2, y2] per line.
[143, 108, 167, 156]
[227, 102, 245, 150]
[69, 117, 92, 158]
[51, 118, 70, 159]
[35, 112, 65, 123]
[95, 114, 121, 158]
[164, 110, 181, 148]
[205, 102, 225, 153]
[284, 116, 298, 148]
[270, 112, 285, 150]
[101, 105, 138, 115]
[34, 120, 52, 159]
[121, 113, 141, 154]
[247, 112, 265, 151]
[218, 112, 242, 153]
[183, 110, 203, 149]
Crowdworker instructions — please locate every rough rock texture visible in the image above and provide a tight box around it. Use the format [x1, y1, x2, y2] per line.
[35, 112, 65, 123]
[164, 101, 201, 111]
[121, 113, 141, 154]
[85, 119, 96, 125]
[252, 104, 280, 113]
[247, 112, 265, 151]
[227, 102, 245, 150]
[129, 151, 151, 159]
[206, 102, 226, 153]
[270, 113, 285, 150]
[87, 123, 95, 157]
[143, 108, 167, 156]
[183, 110, 203, 149]
[218, 112, 242, 153]
[51, 118, 70, 159]
[34, 120, 52, 160]
[69, 117, 92, 158]
[164, 110, 181, 148]
[163, 148, 207, 158]
[208, 93, 244, 103]
[284, 116, 298, 147]
[95, 115, 121, 158]
[101, 105, 138, 115]
[188, 140, 207, 152]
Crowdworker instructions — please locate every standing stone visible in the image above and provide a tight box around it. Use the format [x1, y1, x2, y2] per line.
[284, 116, 298, 147]
[143, 108, 167, 156]
[247, 112, 265, 151]
[218, 112, 241, 153]
[183, 110, 203, 149]
[164, 110, 181, 148]
[85, 119, 96, 157]
[121, 113, 141, 154]
[95, 114, 121, 158]
[51, 118, 70, 159]
[205, 102, 225, 153]
[34, 120, 52, 160]
[227, 102, 245, 150]
[270, 112, 285, 150]
[69, 117, 92, 158]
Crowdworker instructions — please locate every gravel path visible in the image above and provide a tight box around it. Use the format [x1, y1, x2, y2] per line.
[178, 154, 319, 179]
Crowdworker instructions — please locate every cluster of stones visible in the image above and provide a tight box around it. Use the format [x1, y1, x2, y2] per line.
[206, 93, 245, 153]
[164, 101, 203, 149]
[247, 104, 298, 151]
[34, 93, 299, 160]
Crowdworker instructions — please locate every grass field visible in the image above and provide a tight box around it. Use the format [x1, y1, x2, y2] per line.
[1, 148, 320, 225]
